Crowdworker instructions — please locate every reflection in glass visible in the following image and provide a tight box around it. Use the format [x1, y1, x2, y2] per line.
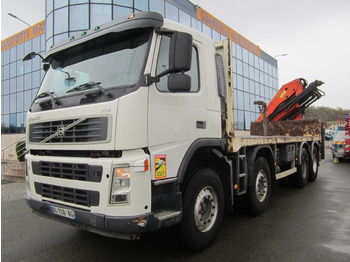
[165, 2, 178, 22]
[17, 113, 25, 133]
[46, 13, 53, 39]
[55, 0, 68, 9]
[38, 29, 151, 98]
[3, 95, 9, 114]
[54, 7, 68, 34]
[2, 115, 10, 134]
[115, 0, 132, 6]
[91, 4, 112, 28]
[54, 33, 69, 45]
[70, 4, 89, 31]
[24, 90, 32, 111]
[113, 6, 133, 19]
[135, 0, 148, 11]
[24, 74, 32, 90]
[179, 10, 190, 27]
[10, 94, 17, 113]
[10, 114, 17, 133]
[150, 0, 164, 15]
[17, 92, 24, 112]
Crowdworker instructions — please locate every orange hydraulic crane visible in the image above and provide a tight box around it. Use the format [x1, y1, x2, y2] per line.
[257, 78, 324, 122]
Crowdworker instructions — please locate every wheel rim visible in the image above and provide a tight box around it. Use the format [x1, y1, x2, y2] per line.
[194, 186, 218, 232]
[255, 170, 268, 202]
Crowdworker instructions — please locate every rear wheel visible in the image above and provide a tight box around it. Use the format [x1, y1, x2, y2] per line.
[293, 148, 309, 187]
[247, 157, 271, 215]
[309, 147, 319, 181]
[179, 168, 224, 251]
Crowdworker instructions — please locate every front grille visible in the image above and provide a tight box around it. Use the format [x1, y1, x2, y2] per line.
[35, 182, 99, 207]
[32, 161, 102, 182]
[29, 117, 108, 143]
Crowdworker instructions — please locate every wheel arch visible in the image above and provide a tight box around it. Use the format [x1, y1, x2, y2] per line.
[246, 145, 275, 186]
[297, 142, 311, 166]
[177, 138, 226, 185]
[176, 138, 232, 210]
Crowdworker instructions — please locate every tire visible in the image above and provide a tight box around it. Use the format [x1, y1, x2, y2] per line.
[179, 168, 224, 251]
[247, 157, 271, 216]
[293, 148, 310, 188]
[309, 147, 319, 181]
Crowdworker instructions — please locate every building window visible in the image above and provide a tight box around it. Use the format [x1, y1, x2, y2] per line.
[2, 115, 10, 134]
[150, 0, 164, 15]
[54, 7, 68, 34]
[70, 4, 89, 31]
[9, 114, 17, 133]
[46, 13, 53, 39]
[135, 0, 148, 11]
[165, 2, 178, 22]
[17, 92, 24, 112]
[71, 0, 88, 4]
[114, 0, 132, 6]
[179, 10, 190, 27]
[46, 0, 53, 15]
[113, 5, 133, 19]
[91, 4, 112, 28]
[55, 0, 68, 9]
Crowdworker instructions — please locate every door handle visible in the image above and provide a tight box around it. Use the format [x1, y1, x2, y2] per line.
[196, 121, 206, 129]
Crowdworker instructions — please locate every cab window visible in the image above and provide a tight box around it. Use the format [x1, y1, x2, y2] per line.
[156, 35, 199, 92]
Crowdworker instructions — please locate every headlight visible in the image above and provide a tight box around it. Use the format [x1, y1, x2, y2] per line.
[110, 167, 130, 204]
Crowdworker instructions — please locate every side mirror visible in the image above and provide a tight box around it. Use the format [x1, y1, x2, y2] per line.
[168, 73, 191, 93]
[23, 52, 37, 61]
[169, 32, 192, 72]
[23, 52, 45, 62]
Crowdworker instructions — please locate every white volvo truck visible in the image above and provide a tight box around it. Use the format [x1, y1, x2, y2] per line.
[24, 12, 324, 251]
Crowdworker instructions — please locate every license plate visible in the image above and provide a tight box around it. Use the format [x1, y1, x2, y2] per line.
[50, 205, 76, 220]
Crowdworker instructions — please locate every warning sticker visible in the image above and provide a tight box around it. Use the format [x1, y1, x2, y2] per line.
[155, 155, 167, 179]
[279, 90, 287, 99]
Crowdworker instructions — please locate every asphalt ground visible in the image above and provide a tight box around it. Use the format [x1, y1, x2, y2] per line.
[1, 150, 349, 261]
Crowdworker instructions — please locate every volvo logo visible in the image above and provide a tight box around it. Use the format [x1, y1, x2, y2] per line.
[57, 126, 65, 137]
[40, 117, 86, 144]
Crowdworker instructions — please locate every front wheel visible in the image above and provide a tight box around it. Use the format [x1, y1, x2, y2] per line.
[247, 157, 271, 216]
[179, 168, 224, 251]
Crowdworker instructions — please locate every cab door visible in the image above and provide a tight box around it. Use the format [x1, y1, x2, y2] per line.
[148, 34, 206, 180]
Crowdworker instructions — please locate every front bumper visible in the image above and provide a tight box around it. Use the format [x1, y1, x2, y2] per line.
[26, 196, 181, 240]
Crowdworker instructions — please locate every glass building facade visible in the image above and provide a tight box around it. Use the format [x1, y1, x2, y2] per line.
[1, 22, 46, 134]
[1, 0, 278, 135]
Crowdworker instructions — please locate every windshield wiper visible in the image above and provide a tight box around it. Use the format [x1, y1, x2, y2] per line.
[66, 81, 111, 97]
[33, 91, 60, 105]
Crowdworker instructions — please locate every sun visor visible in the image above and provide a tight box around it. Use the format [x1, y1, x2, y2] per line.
[44, 11, 164, 60]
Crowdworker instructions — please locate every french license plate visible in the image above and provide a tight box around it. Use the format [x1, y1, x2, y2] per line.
[50, 205, 76, 220]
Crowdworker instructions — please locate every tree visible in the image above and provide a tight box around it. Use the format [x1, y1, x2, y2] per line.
[304, 106, 350, 122]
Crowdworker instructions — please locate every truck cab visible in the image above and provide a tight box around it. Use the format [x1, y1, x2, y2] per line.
[25, 11, 323, 251]
[25, 12, 222, 242]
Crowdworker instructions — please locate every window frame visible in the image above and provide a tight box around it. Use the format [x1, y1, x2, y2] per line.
[155, 34, 201, 94]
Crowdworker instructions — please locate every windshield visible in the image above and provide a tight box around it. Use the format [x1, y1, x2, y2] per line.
[39, 29, 151, 98]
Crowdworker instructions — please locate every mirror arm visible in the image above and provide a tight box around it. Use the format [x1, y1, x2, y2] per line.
[36, 53, 45, 61]
[144, 74, 160, 85]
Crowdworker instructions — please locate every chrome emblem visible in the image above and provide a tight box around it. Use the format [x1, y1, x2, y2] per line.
[57, 126, 65, 137]
[40, 117, 86, 144]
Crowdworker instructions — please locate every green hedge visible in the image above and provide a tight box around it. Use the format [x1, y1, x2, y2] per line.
[15, 141, 26, 162]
